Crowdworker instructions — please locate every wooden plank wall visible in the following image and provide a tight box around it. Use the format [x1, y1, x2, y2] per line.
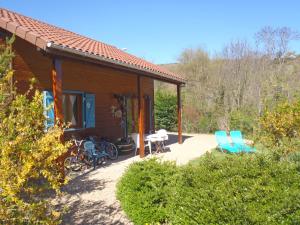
[12, 37, 154, 140]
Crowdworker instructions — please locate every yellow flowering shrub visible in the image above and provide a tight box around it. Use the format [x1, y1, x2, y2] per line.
[258, 99, 300, 155]
[0, 36, 70, 224]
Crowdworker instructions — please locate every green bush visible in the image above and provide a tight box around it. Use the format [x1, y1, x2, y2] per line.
[154, 90, 177, 131]
[169, 154, 300, 224]
[287, 151, 300, 163]
[116, 158, 177, 224]
[117, 154, 300, 224]
[197, 112, 218, 133]
[229, 110, 255, 136]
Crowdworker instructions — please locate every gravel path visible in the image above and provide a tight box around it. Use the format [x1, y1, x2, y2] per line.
[56, 133, 217, 225]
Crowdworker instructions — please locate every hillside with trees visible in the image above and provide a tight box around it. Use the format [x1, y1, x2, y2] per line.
[155, 26, 300, 135]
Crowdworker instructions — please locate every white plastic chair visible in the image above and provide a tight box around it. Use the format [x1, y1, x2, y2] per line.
[157, 129, 168, 149]
[130, 133, 152, 155]
[157, 129, 168, 140]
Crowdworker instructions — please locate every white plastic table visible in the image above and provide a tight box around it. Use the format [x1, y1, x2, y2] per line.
[145, 133, 165, 153]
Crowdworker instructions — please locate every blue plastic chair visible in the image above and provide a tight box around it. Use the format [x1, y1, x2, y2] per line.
[230, 131, 256, 153]
[83, 141, 98, 169]
[215, 131, 240, 153]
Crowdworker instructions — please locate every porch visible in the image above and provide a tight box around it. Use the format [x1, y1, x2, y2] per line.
[49, 57, 184, 158]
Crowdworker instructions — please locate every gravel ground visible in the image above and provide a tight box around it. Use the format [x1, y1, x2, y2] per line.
[56, 133, 217, 225]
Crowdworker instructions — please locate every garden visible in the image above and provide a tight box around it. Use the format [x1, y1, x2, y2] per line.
[117, 153, 300, 224]
[117, 97, 300, 224]
[1, 25, 300, 224]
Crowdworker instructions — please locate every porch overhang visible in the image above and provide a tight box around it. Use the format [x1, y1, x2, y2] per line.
[49, 52, 184, 158]
[44, 43, 185, 86]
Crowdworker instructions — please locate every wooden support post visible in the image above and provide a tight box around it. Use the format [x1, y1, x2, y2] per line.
[51, 58, 63, 124]
[149, 97, 153, 133]
[138, 76, 145, 157]
[131, 97, 136, 132]
[152, 91, 155, 133]
[177, 84, 182, 144]
[51, 58, 64, 178]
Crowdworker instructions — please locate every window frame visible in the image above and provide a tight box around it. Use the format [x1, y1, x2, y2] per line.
[63, 90, 85, 131]
[44, 90, 96, 131]
[62, 92, 83, 129]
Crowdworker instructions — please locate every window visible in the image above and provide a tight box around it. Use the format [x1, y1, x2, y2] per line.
[43, 90, 95, 130]
[62, 93, 82, 128]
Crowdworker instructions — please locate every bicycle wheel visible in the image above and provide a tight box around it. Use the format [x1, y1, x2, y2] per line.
[105, 143, 118, 160]
[96, 156, 107, 166]
[82, 153, 94, 168]
[64, 156, 82, 174]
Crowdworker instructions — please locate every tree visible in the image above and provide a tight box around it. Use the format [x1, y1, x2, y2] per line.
[157, 26, 300, 134]
[155, 90, 177, 131]
[0, 36, 70, 224]
[255, 26, 300, 60]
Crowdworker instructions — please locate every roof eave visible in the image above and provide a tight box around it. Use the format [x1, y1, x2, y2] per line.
[45, 43, 186, 85]
[0, 18, 48, 49]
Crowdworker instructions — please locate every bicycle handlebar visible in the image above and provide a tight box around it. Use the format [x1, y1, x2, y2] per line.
[73, 139, 84, 147]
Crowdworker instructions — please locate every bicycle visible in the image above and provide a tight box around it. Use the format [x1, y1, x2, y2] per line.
[64, 139, 90, 175]
[88, 136, 118, 160]
[64, 138, 109, 174]
[83, 140, 110, 169]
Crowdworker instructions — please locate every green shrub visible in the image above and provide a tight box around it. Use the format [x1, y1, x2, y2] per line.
[118, 154, 300, 224]
[197, 112, 218, 133]
[169, 154, 300, 224]
[229, 110, 255, 135]
[287, 151, 300, 163]
[116, 158, 177, 224]
[154, 90, 177, 131]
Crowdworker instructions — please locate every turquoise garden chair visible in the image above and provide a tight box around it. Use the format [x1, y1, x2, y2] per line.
[215, 131, 240, 153]
[230, 130, 256, 153]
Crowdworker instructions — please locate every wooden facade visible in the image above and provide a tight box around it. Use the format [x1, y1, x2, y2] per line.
[0, 8, 186, 158]
[2, 31, 184, 158]
[12, 36, 154, 141]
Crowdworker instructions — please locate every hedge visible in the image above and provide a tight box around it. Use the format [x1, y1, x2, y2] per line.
[154, 90, 177, 131]
[117, 154, 300, 225]
[116, 158, 177, 224]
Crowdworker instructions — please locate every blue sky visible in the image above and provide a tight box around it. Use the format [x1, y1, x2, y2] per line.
[1, 0, 300, 64]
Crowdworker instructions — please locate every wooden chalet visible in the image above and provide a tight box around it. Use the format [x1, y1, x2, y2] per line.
[0, 8, 185, 157]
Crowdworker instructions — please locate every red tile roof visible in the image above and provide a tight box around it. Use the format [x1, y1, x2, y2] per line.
[0, 8, 184, 83]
